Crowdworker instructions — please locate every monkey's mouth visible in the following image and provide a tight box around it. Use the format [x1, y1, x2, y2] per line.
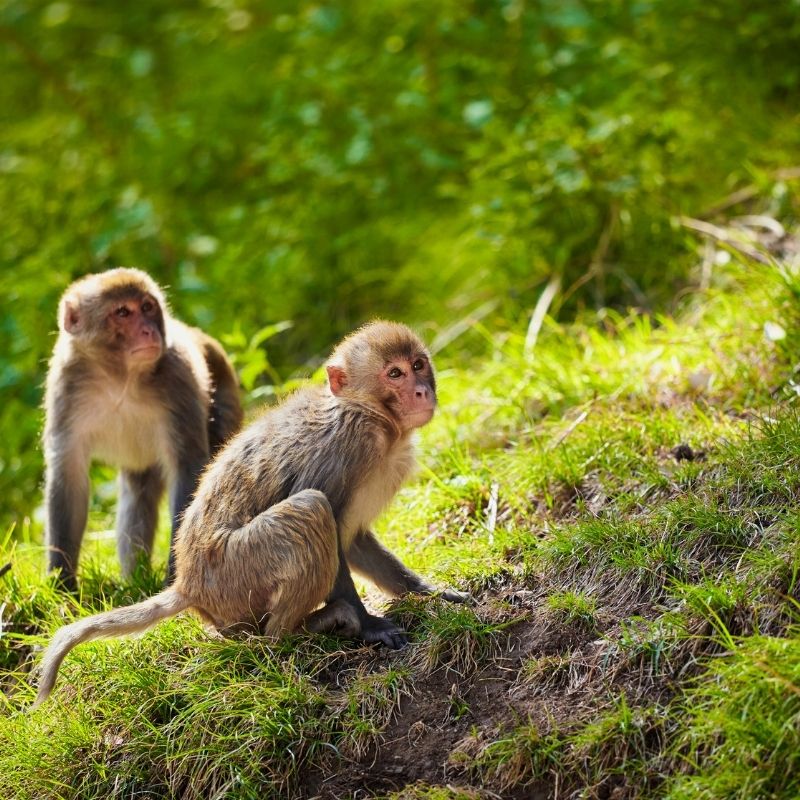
[403, 407, 435, 429]
[130, 344, 162, 359]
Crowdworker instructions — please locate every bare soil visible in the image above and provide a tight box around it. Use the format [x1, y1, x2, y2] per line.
[300, 583, 677, 800]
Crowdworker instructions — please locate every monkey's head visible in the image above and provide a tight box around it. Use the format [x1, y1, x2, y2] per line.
[58, 268, 167, 369]
[326, 320, 437, 431]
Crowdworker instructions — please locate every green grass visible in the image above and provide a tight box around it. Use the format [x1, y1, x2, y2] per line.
[667, 632, 800, 800]
[4, 252, 800, 797]
[546, 590, 599, 630]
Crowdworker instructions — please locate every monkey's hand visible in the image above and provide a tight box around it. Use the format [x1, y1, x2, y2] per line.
[304, 599, 361, 638]
[360, 614, 407, 649]
[439, 587, 473, 604]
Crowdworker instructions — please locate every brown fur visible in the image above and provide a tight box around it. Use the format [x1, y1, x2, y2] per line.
[34, 320, 467, 707]
[43, 268, 242, 589]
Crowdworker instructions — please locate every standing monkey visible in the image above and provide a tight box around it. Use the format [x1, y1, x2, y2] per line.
[34, 320, 467, 706]
[44, 268, 242, 590]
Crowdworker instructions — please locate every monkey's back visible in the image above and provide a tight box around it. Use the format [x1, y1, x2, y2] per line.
[174, 386, 387, 558]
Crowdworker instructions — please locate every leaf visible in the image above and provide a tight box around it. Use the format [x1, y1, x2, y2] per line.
[249, 321, 293, 350]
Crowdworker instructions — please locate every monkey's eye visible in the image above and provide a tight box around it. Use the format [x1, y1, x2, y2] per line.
[412, 359, 425, 371]
[115, 306, 131, 318]
[141, 300, 154, 314]
[387, 367, 403, 379]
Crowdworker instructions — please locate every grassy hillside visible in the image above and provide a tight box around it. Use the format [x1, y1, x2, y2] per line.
[2, 223, 800, 798]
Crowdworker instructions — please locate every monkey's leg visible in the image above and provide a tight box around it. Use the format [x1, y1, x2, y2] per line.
[348, 530, 471, 603]
[45, 453, 90, 592]
[117, 467, 165, 577]
[325, 543, 408, 649]
[211, 489, 339, 634]
[166, 451, 208, 582]
[304, 598, 361, 638]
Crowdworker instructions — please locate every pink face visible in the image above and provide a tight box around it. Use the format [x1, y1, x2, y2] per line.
[382, 354, 436, 430]
[108, 295, 164, 365]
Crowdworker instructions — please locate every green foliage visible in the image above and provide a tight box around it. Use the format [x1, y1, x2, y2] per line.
[2, 626, 340, 799]
[546, 589, 598, 629]
[391, 594, 522, 675]
[457, 695, 668, 795]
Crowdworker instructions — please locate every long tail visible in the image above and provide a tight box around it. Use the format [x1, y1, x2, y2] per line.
[33, 587, 190, 708]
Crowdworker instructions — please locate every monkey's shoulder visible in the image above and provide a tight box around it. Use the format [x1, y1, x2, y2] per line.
[199, 386, 406, 503]
[170, 320, 237, 385]
[249, 386, 388, 436]
[153, 320, 213, 396]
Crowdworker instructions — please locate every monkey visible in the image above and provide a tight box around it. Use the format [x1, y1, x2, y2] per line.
[43, 268, 243, 591]
[34, 320, 467, 707]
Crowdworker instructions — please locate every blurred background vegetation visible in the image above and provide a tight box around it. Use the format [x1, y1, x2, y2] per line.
[1, 0, 799, 528]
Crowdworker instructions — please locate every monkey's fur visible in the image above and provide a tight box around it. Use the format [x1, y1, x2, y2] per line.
[34, 321, 466, 707]
[43, 268, 242, 589]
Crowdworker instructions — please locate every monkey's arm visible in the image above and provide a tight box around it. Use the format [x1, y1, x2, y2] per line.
[44, 445, 90, 592]
[320, 542, 409, 648]
[347, 530, 470, 602]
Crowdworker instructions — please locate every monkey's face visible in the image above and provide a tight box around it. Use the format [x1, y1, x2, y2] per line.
[105, 293, 165, 366]
[59, 270, 170, 372]
[381, 353, 437, 431]
[326, 321, 437, 431]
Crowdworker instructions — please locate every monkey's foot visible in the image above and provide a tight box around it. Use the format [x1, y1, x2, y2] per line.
[49, 568, 78, 595]
[360, 614, 407, 649]
[305, 599, 361, 638]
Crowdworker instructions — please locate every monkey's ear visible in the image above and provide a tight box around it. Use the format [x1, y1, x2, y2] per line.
[326, 365, 348, 396]
[61, 300, 82, 333]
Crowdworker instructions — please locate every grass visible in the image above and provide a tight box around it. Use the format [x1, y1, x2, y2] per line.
[546, 590, 599, 630]
[667, 632, 800, 800]
[391, 595, 525, 677]
[4, 237, 800, 797]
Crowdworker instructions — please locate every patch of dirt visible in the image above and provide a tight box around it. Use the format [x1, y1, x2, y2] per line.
[300, 586, 683, 800]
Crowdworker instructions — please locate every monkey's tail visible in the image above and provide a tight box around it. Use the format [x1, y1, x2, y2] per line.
[32, 587, 189, 709]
